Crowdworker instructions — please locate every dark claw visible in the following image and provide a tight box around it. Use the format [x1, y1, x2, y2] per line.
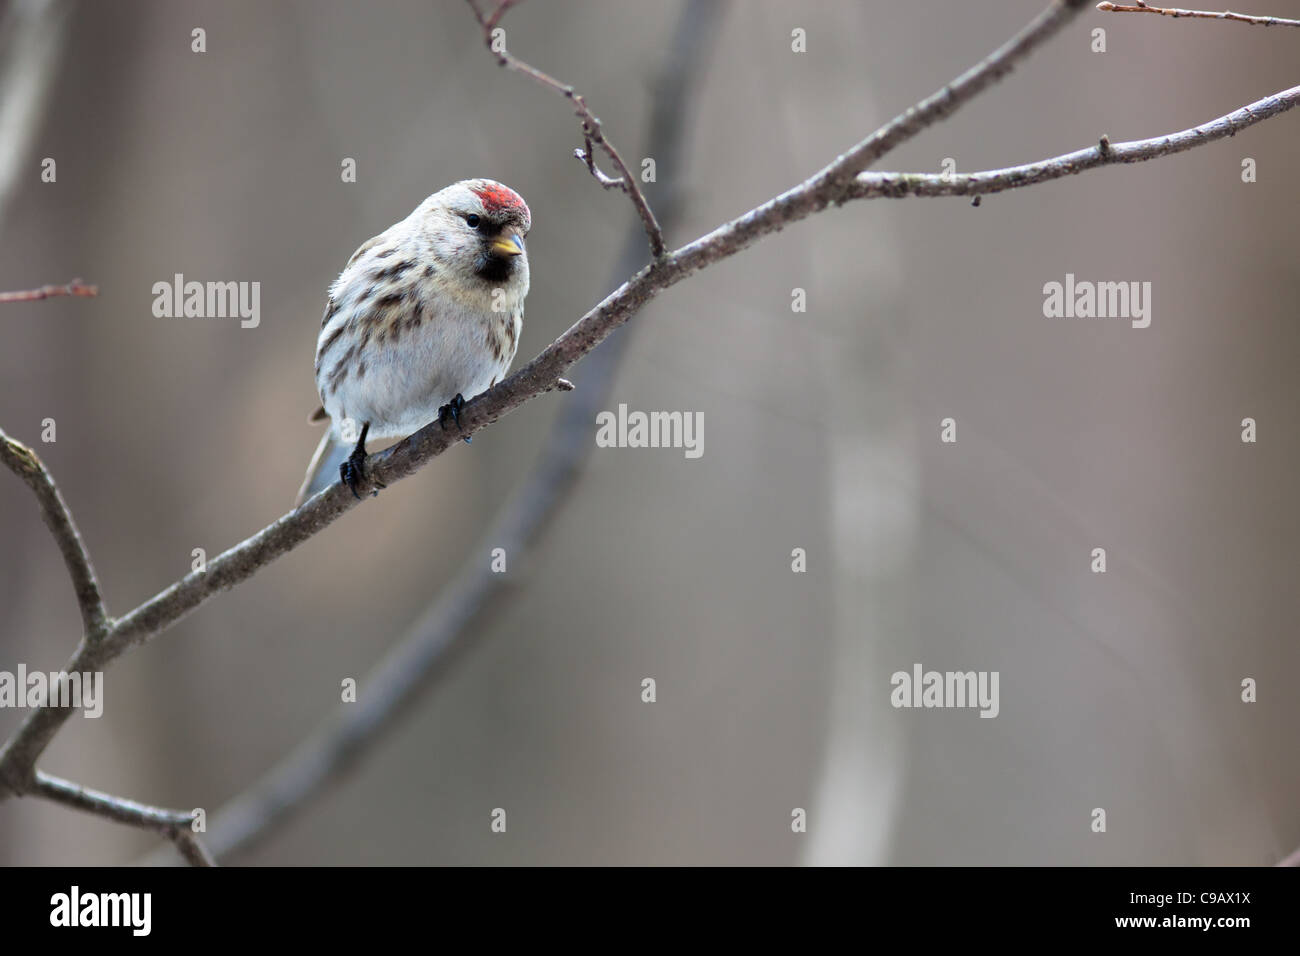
[438, 393, 472, 443]
[438, 393, 466, 430]
[339, 421, 382, 499]
[340, 457, 363, 499]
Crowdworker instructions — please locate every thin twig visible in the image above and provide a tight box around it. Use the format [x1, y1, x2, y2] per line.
[0, 428, 110, 640]
[817, 0, 1094, 185]
[1097, 1, 1300, 27]
[480, 0, 521, 32]
[467, 0, 667, 258]
[847, 83, 1300, 200]
[31, 771, 217, 866]
[0, 277, 97, 302]
[30, 770, 195, 831]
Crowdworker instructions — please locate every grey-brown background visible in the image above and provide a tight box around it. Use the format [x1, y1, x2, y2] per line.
[0, 0, 1296, 865]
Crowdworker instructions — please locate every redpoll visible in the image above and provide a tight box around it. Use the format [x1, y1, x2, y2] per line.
[296, 179, 532, 504]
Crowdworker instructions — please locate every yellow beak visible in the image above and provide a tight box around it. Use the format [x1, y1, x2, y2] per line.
[489, 234, 525, 257]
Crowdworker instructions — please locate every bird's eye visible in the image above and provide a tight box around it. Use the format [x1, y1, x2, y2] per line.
[465, 214, 481, 229]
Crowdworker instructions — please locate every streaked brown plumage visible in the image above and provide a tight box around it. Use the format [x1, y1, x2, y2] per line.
[295, 179, 531, 504]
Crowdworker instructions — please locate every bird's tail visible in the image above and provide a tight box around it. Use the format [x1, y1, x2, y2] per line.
[294, 429, 349, 507]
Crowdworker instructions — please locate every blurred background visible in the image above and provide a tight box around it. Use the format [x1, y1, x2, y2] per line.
[0, 0, 1296, 865]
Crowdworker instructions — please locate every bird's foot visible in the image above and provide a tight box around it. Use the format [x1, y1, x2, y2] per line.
[339, 421, 384, 498]
[438, 394, 472, 443]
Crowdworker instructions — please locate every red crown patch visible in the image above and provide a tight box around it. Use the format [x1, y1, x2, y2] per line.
[470, 182, 526, 214]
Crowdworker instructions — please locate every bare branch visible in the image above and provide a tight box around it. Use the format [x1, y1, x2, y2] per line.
[30, 770, 194, 831]
[0, 637, 107, 796]
[847, 83, 1300, 200]
[817, 0, 1093, 184]
[467, 0, 667, 258]
[30, 770, 214, 864]
[0, 428, 110, 640]
[0, 277, 98, 302]
[1097, 1, 1300, 27]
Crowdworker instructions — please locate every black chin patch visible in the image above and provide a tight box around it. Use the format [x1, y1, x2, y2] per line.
[475, 253, 515, 285]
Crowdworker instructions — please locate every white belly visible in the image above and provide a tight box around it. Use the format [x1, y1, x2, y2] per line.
[318, 303, 521, 443]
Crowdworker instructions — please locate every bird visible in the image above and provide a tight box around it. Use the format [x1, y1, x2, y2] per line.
[295, 179, 532, 506]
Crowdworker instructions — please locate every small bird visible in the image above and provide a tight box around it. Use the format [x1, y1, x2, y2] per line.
[296, 179, 532, 505]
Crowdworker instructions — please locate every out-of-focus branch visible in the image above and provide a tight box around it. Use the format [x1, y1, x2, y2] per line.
[847, 84, 1300, 200]
[467, 0, 666, 258]
[170, 830, 217, 867]
[168, 0, 726, 864]
[31, 771, 215, 866]
[0, 278, 98, 302]
[479, 0, 521, 32]
[0, 428, 109, 641]
[0, 0, 71, 238]
[1097, 1, 1300, 27]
